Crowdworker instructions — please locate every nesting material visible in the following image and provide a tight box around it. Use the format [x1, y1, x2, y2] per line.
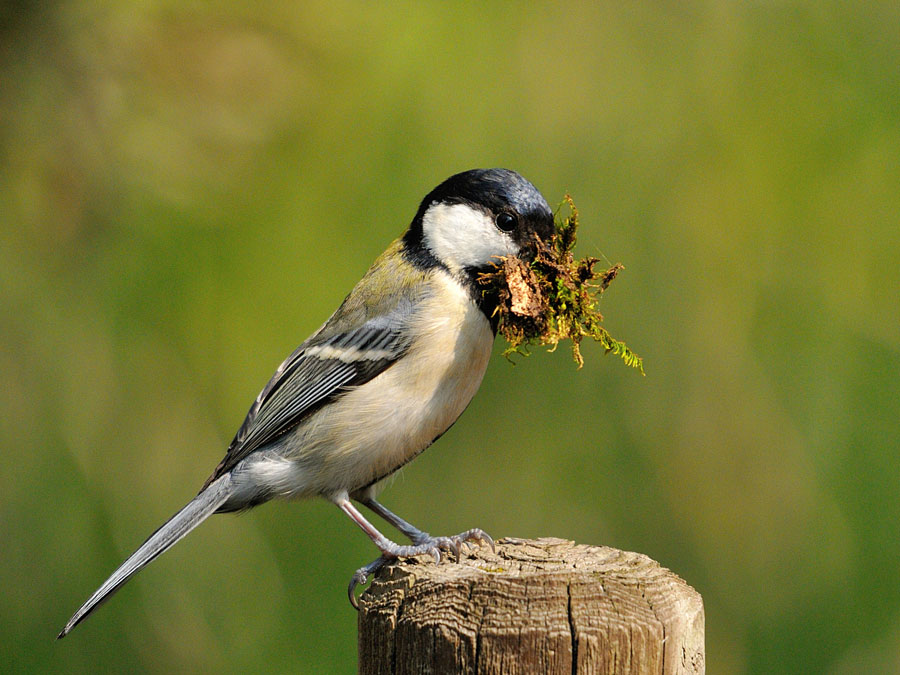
[478, 195, 644, 373]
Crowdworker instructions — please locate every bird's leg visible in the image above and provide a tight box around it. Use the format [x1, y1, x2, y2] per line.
[359, 496, 437, 545]
[337, 495, 494, 609]
[360, 496, 493, 556]
[337, 497, 449, 560]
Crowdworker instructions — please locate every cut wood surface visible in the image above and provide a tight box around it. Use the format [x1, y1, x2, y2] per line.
[358, 537, 704, 675]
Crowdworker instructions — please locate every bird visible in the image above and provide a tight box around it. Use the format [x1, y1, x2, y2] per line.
[58, 168, 555, 638]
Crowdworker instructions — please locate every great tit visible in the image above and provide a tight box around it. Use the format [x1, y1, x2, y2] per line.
[58, 168, 555, 637]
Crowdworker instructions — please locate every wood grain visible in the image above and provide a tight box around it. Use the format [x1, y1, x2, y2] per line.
[358, 537, 704, 674]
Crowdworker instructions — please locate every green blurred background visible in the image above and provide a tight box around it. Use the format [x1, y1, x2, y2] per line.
[2, 1, 898, 672]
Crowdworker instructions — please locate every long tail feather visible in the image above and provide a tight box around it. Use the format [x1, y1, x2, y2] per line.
[57, 474, 233, 639]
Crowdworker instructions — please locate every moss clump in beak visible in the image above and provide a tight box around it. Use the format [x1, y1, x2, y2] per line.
[478, 195, 644, 373]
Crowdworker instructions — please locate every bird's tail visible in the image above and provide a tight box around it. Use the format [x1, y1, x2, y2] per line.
[57, 474, 234, 639]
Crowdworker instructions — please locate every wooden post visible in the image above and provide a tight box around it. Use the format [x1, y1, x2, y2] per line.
[358, 537, 704, 675]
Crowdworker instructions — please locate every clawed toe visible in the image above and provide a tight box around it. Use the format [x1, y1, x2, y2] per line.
[413, 529, 492, 562]
[450, 528, 494, 555]
[427, 536, 460, 561]
[472, 528, 495, 553]
[348, 556, 390, 610]
[347, 528, 494, 609]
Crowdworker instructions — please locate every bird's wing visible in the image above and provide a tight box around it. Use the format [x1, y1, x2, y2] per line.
[205, 318, 411, 485]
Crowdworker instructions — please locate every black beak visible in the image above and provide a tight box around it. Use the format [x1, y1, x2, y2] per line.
[518, 214, 554, 260]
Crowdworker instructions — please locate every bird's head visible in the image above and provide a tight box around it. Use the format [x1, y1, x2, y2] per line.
[404, 168, 554, 277]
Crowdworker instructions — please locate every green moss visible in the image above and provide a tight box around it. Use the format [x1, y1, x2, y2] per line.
[478, 195, 644, 374]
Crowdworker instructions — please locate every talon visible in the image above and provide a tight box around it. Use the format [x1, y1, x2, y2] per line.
[447, 539, 461, 562]
[479, 531, 496, 553]
[434, 536, 460, 562]
[453, 528, 494, 556]
[348, 572, 366, 610]
[348, 556, 389, 610]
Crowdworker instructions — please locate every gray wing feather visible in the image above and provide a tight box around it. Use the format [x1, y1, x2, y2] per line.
[205, 320, 410, 483]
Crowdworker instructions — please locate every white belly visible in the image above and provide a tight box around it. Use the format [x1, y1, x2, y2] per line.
[236, 271, 494, 500]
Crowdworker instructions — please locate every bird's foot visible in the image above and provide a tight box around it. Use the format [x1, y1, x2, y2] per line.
[348, 528, 495, 609]
[348, 556, 390, 609]
[416, 528, 495, 561]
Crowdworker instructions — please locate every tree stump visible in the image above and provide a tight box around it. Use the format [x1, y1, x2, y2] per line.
[358, 537, 704, 675]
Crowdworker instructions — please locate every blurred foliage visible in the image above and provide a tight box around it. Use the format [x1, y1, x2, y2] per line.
[1, 1, 899, 673]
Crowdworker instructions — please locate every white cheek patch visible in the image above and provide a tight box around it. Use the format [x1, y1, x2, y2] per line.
[422, 202, 518, 273]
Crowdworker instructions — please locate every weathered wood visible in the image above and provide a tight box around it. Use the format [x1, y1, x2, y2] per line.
[358, 537, 704, 675]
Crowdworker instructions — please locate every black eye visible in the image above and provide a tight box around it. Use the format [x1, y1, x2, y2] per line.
[496, 212, 517, 232]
